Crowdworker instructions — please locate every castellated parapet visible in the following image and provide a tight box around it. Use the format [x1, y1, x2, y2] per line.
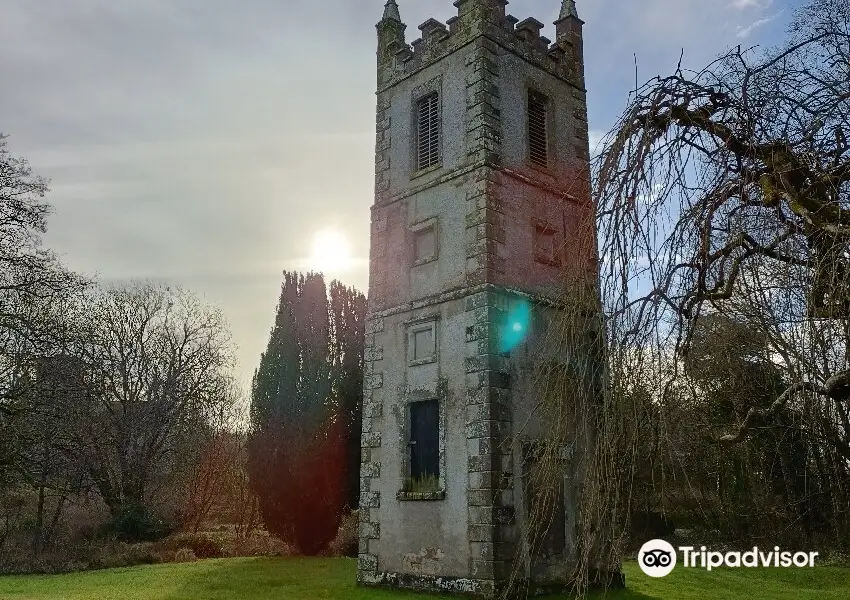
[378, 0, 585, 92]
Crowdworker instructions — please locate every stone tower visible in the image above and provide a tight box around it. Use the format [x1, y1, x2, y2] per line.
[359, 0, 601, 596]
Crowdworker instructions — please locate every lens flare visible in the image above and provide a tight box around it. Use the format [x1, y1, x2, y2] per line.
[499, 301, 531, 353]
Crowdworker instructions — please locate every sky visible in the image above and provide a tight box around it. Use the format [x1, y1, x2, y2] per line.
[0, 0, 801, 389]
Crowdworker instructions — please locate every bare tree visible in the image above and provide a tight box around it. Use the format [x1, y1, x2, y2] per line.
[177, 388, 259, 534]
[0, 134, 89, 564]
[0, 134, 87, 467]
[593, 0, 849, 450]
[1, 135, 244, 554]
[64, 283, 235, 520]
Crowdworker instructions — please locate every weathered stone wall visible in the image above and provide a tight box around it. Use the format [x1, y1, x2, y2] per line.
[363, 0, 594, 596]
[361, 301, 471, 579]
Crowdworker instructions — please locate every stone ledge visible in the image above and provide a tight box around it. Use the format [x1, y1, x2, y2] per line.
[357, 570, 489, 597]
[356, 569, 622, 599]
[365, 283, 567, 321]
[396, 489, 447, 501]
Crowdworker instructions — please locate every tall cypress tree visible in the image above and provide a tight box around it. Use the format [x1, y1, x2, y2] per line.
[329, 281, 367, 509]
[248, 272, 365, 554]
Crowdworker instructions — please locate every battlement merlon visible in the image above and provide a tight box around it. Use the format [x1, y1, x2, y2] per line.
[376, 0, 587, 92]
[453, 0, 508, 24]
[515, 18, 547, 53]
[419, 18, 449, 41]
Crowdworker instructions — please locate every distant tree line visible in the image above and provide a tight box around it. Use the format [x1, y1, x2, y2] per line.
[0, 132, 368, 572]
[0, 134, 256, 572]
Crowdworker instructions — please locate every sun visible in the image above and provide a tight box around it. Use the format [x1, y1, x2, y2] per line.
[309, 229, 352, 275]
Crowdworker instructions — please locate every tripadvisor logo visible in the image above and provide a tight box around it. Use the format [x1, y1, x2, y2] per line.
[638, 540, 819, 577]
[638, 540, 677, 577]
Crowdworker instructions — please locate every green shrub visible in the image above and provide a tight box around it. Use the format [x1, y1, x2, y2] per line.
[104, 504, 173, 543]
[227, 531, 293, 557]
[173, 548, 198, 563]
[157, 533, 224, 559]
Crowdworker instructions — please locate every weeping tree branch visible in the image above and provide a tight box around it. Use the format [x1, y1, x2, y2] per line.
[595, 0, 850, 431]
[554, 0, 850, 580]
[721, 368, 850, 443]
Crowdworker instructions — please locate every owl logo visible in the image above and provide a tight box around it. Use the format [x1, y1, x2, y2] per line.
[638, 540, 677, 577]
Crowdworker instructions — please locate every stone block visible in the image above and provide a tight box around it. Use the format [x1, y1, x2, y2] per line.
[359, 538, 370, 555]
[365, 317, 385, 334]
[467, 488, 498, 506]
[365, 346, 384, 362]
[365, 373, 384, 390]
[468, 471, 499, 490]
[468, 524, 496, 542]
[466, 370, 510, 390]
[465, 419, 508, 441]
[360, 491, 381, 508]
[360, 520, 381, 540]
[468, 453, 498, 473]
[469, 505, 515, 526]
[362, 461, 381, 478]
[358, 553, 378, 573]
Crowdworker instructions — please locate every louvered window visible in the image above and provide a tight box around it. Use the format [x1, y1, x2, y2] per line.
[416, 92, 440, 171]
[528, 90, 549, 168]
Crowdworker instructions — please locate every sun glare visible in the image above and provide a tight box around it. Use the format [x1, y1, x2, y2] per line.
[309, 229, 352, 275]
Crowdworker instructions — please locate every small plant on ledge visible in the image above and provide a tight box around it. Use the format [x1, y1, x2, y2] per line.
[402, 474, 441, 494]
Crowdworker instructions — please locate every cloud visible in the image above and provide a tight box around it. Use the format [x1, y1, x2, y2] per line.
[730, 0, 774, 9]
[0, 0, 792, 385]
[736, 10, 783, 39]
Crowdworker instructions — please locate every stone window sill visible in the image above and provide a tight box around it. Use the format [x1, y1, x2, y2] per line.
[409, 356, 437, 367]
[533, 253, 561, 267]
[412, 256, 437, 267]
[525, 158, 556, 178]
[397, 490, 446, 501]
[411, 163, 443, 181]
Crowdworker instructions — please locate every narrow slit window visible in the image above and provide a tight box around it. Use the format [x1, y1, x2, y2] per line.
[416, 93, 440, 171]
[528, 90, 549, 168]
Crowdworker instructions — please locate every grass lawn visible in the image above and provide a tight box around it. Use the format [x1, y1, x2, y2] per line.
[0, 557, 847, 600]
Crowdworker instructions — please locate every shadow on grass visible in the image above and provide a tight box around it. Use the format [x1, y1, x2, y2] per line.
[160, 558, 660, 600]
